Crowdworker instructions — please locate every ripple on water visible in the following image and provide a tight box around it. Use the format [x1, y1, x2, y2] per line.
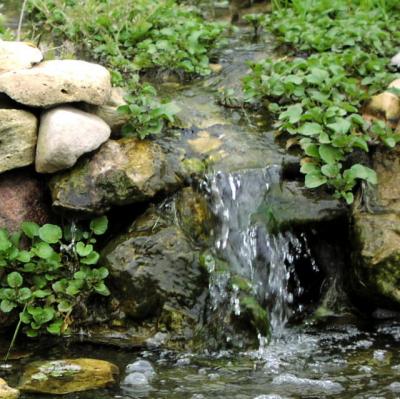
[271, 373, 344, 395]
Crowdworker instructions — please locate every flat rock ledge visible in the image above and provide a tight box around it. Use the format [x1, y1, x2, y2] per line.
[0, 60, 111, 108]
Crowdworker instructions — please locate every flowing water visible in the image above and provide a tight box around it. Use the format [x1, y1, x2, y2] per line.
[2, 2, 400, 398]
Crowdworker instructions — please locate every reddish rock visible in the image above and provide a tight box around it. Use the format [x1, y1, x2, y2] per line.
[0, 169, 51, 232]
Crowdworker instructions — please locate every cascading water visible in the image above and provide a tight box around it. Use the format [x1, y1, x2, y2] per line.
[202, 166, 315, 338]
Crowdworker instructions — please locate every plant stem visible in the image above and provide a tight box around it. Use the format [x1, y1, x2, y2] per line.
[17, 0, 28, 41]
[4, 303, 27, 363]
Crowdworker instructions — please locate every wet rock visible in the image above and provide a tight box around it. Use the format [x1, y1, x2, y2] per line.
[50, 138, 189, 214]
[19, 359, 119, 395]
[0, 378, 19, 399]
[390, 52, 400, 70]
[35, 106, 111, 173]
[0, 41, 42, 73]
[364, 92, 400, 128]
[0, 169, 50, 232]
[84, 87, 129, 135]
[125, 360, 155, 379]
[0, 109, 37, 173]
[122, 372, 149, 386]
[388, 381, 400, 392]
[102, 202, 206, 321]
[188, 130, 223, 154]
[351, 145, 400, 307]
[0, 60, 111, 108]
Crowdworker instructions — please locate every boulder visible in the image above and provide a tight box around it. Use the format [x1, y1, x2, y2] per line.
[0, 60, 111, 108]
[364, 92, 400, 128]
[49, 138, 189, 214]
[352, 145, 400, 307]
[102, 199, 206, 320]
[0, 41, 43, 73]
[0, 169, 51, 232]
[19, 359, 119, 394]
[83, 87, 129, 135]
[35, 106, 111, 173]
[0, 378, 19, 399]
[0, 109, 37, 173]
[390, 52, 400, 70]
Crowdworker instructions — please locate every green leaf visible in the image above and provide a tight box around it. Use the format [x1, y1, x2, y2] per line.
[7, 272, 23, 288]
[18, 287, 32, 302]
[17, 250, 31, 263]
[81, 251, 100, 265]
[298, 123, 323, 136]
[319, 144, 343, 164]
[90, 216, 108, 235]
[303, 143, 320, 158]
[305, 172, 327, 189]
[94, 282, 110, 296]
[327, 118, 351, 135]
[321, 163, 340, 178]
[0, 229, 11, 252]
[279, 104, 303, 124]
[343, 191, 354, 205]
[21, 221, 40, 239]
[300, 163, 319, 174]
[39, 224, 62, 244]
[347, 164, 378, 185]
[33, 289, 52, 299]
[34, 242, 55, 259]
[0, 299, 16, 313]
[76, 242, 93, 257]
[47, 320, 63, 335]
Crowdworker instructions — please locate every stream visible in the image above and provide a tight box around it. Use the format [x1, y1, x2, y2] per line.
[2, 2, 400, 398]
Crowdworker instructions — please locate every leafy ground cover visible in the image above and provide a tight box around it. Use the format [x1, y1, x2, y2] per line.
[243, 0, 400, 203]
[0, 217, 109, 344]
[25, 0, 225, 138]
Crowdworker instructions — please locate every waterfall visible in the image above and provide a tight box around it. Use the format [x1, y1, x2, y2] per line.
[202, 166, 312, 337]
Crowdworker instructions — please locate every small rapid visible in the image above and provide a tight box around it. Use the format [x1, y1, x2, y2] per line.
[202, 166, 316, 338]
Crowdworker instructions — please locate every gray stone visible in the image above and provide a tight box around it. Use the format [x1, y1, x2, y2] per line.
[0, 109, 37, 173]
[0, 60, 111, 108]
[35, 106, 111, 173]
[84, 87, 129, 135]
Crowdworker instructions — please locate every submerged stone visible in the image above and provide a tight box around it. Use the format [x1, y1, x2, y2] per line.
[49, 138, 190, 213]
[18, 359, 119, 394]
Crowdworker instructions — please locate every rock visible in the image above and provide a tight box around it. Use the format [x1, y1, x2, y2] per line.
[19, 359, 119, 395]
[0, 41, 43, 73]
[364, 92, 400, 128]
[83, 87, 129, 135]
[35, 106, 111, 173]
[390, 52, 400, 70]
[102, 202, 206, 320]
[0, 378, 19, 399]
[0, 60, 111, 108]
[0, 109, 37, 174]
[122, 372, 149, 386]
[209, 63, 222, 73]
[49, 138, 189, 214]
[125, 360, 155, 379]
[352, 145, 400, 307]
[388, 79, 400, 90]
[0, 169, 50, 232]
[188, 130, 223, 154]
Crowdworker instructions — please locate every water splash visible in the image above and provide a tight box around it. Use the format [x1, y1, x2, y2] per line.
[202, 166, 311, 336]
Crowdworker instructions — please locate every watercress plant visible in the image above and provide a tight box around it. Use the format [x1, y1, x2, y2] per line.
[0, 217, 110, 338]
[243, 1, 400, 203]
